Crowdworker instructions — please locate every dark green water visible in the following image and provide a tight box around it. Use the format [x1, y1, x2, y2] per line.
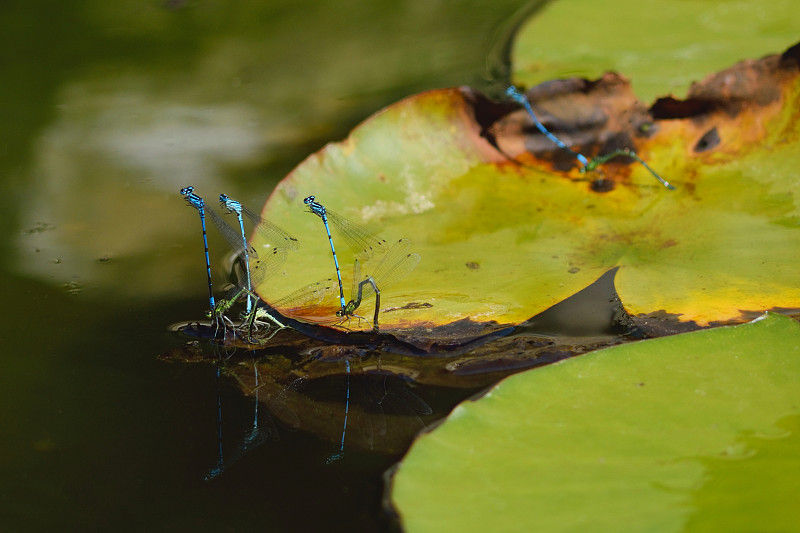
[0, 1, 535, 530]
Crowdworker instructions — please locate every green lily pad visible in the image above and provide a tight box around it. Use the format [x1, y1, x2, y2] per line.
[511, 0, 800, 102]
[389, 312, 800, 531]
[252, 44, 800, 337]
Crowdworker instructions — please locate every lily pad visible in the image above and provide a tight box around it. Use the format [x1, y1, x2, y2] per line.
[511, 0, 800, 102]
[252, 44, 800, 337]
[389, 312, 800, 531]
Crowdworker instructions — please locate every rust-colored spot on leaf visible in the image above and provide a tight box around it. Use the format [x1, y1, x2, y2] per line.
[491, 46, 800, 186]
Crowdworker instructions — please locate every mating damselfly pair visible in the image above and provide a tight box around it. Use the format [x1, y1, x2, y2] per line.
[179, 187, 420, 339]
[181, 188, 421, 464]
[179, 86, 674, 339]
[179, 84, 675, 465]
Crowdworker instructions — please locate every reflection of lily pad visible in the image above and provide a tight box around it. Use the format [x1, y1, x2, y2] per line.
[252, 45, 800, 335]
[165, 327, 624, 454]
[389, 313, 800, 531]
[165, 269, 633, 453]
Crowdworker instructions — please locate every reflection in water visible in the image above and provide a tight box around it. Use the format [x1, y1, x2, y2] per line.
[204, 360, 275, 481]
[165, 333, 453, 470]
[172, 315, 620, 472]
[362, 373, 435, 451]
[481, 0, 548, 99]
[165, 263, 637, 471]
[683, 414, 800, 531]
[12, 93, 269, 300]
[326, 359, 351, 464]
[241, 353, 443, 459]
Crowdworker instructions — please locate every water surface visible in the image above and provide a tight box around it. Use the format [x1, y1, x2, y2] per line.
[0, 1, 535, 530]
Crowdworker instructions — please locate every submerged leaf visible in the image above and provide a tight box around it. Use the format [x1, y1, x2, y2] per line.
[389, 313, 800, 531]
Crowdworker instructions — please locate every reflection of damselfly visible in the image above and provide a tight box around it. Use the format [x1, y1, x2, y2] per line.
[326, 358, 351, 463]
[304, 195, 387, 315]
[204, 361, 274, 481]
[204, 359, 307, 480]
[327, 364, 434, 463]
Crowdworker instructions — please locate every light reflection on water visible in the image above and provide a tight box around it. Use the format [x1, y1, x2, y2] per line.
[0, 0, 540, 530]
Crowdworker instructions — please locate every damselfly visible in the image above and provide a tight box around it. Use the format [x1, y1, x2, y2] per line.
[217, 193, 298, 330]
[304, 195, 387, 314]
[506, 86, 674, 189]
[180, 186, 217, 315]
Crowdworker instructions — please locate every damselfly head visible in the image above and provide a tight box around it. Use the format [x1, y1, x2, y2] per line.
[505, 85, 526, 104]
[181, 187, 204, 209]
[304, 195, 327, 216]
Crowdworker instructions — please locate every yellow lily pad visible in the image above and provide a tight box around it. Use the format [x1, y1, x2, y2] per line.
[251, 45, 800, 337]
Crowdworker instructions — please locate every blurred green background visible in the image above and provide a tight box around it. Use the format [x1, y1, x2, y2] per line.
[0, 0, 534, 530]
